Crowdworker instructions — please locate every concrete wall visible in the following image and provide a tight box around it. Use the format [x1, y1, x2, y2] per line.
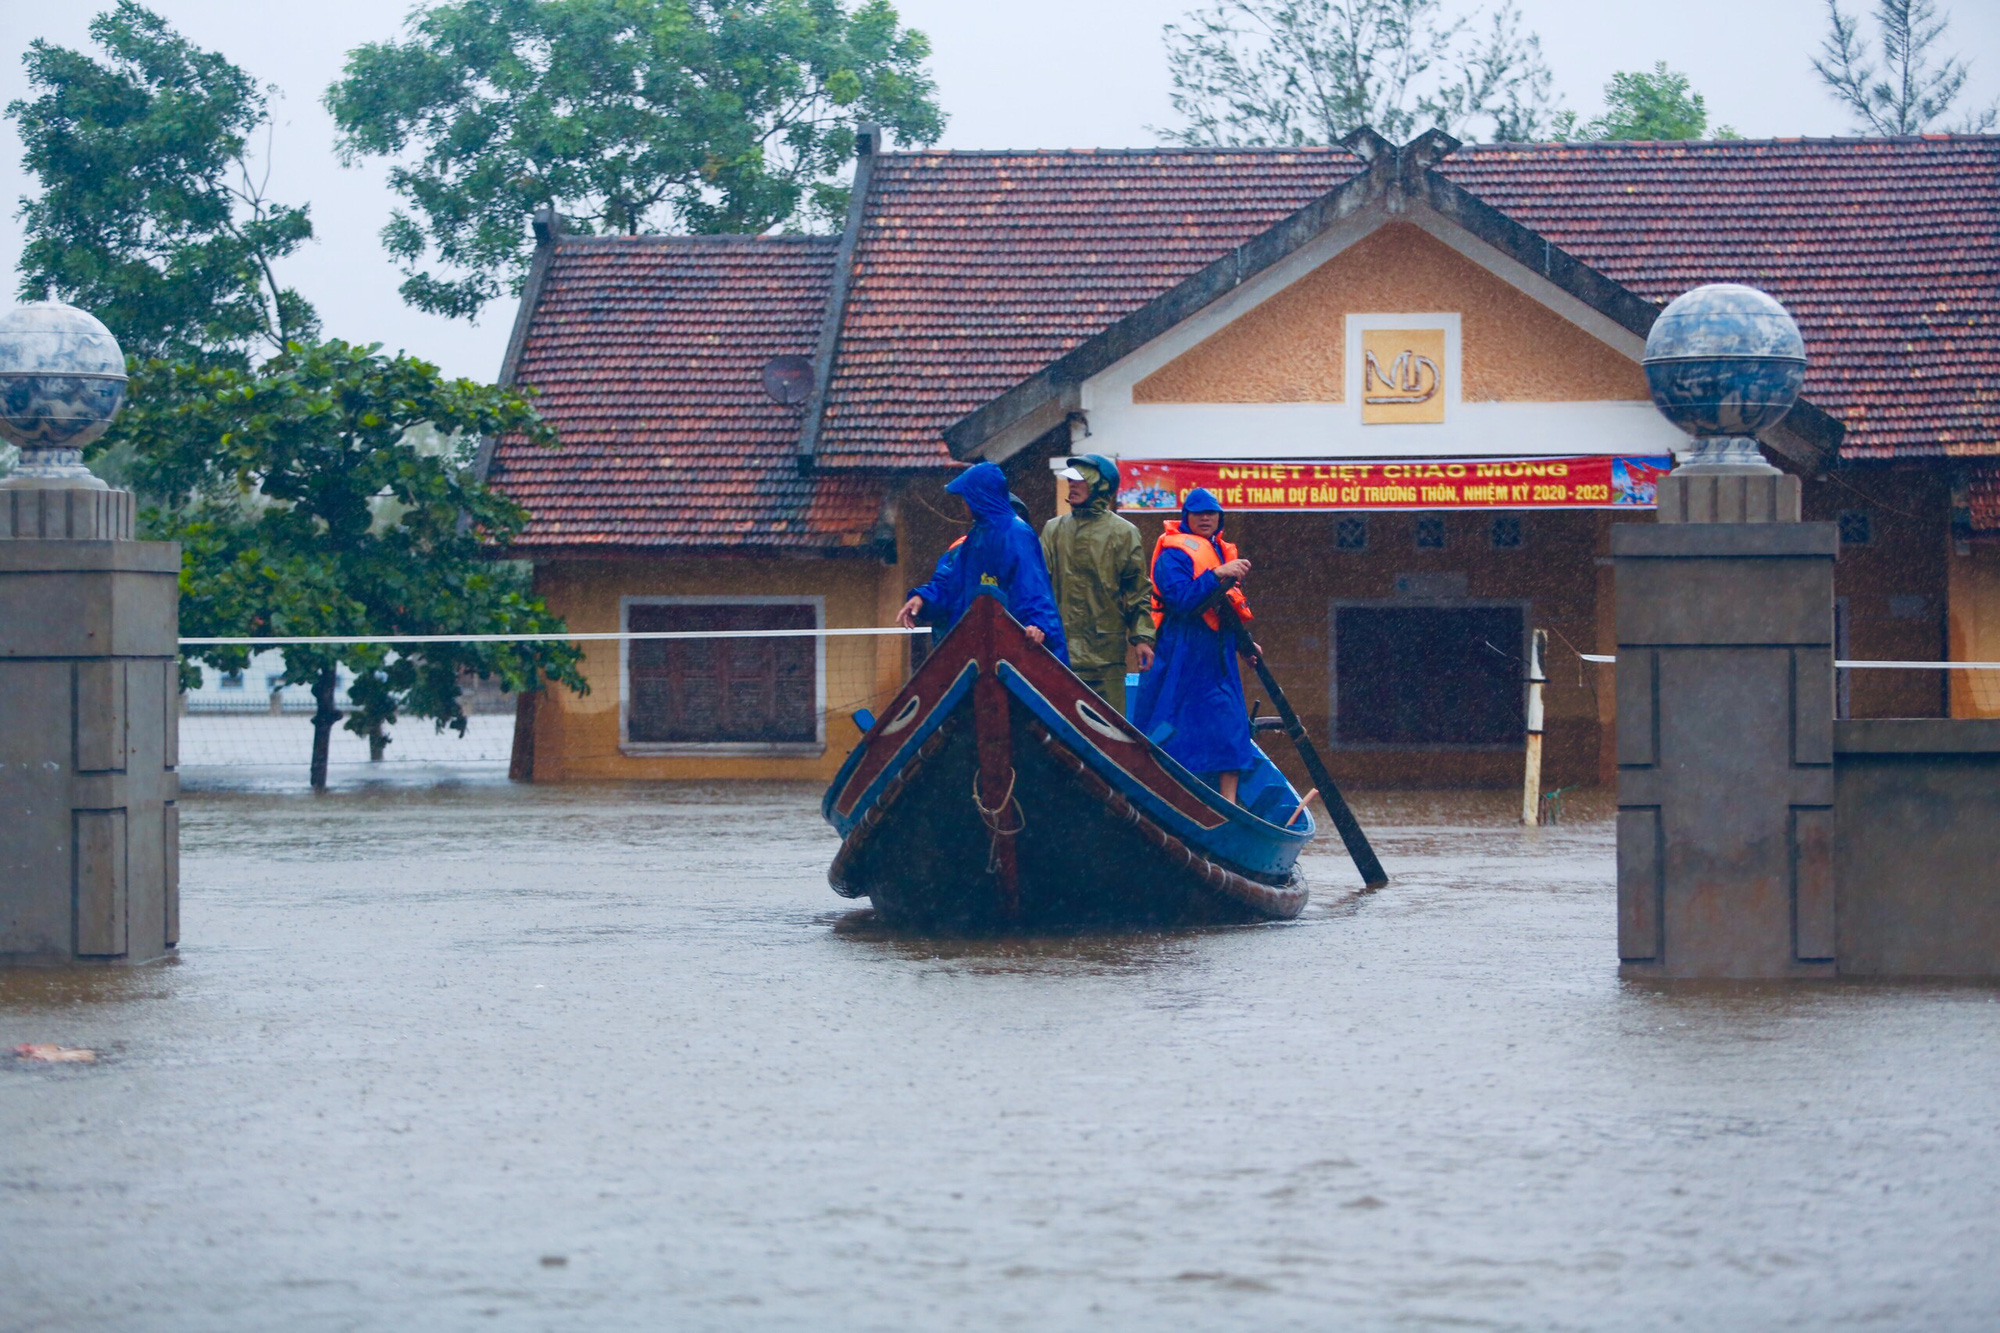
[1833, 719, 2000, 977]
[1613, 521, 1840, 980]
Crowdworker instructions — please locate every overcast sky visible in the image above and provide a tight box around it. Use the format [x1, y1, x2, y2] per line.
[3, 0, 1996, 381]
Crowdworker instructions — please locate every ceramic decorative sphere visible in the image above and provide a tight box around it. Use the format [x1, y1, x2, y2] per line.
[0, 302, 129, 451]
[1641, 284, 1806, 438]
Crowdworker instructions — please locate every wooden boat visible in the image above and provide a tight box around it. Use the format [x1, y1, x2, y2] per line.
[823, 595, 1313, 931]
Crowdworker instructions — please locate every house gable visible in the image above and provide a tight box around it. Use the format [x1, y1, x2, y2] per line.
[942, 131, 1847, 472]
[1132, 221, 1647, 406]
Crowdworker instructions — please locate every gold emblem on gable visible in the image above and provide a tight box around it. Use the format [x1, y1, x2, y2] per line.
[1361, 328, 1446, 424]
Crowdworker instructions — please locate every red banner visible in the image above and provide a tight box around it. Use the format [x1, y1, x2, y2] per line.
[1113, 456, 1672, 512]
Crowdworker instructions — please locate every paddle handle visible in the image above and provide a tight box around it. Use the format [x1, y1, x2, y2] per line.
[1226, 601, 1388, 889]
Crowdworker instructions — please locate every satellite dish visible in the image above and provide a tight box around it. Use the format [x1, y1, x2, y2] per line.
[761, 354, 814, 406]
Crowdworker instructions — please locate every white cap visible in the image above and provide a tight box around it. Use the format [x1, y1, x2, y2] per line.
[1055, 465, 1085, 482]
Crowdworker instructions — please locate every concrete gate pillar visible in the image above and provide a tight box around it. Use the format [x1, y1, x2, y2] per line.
[1614, 281, 1843, 979]
[0, 486, 181, 965]
[1613, 473, 1838, 978]
[0, 298, 180, 967]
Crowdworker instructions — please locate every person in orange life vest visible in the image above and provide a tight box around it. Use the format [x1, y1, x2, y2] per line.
[1129, 488, 1261, 804]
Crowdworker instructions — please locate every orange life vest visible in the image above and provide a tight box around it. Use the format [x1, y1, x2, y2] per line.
[1149, 521, 1252, 632]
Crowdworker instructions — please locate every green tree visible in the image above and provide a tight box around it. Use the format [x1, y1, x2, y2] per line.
[1813, 0, 1996, 134]
[1159, 0, 1562, 148]
[106, 341, 587, 788]
[1570, 63, 1737, 141]
[325, 0, 945, 321]
[6, 2, 315, 363]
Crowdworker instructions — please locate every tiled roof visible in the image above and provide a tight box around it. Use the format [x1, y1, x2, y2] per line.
[1442, 136, 2000, 462]
[1969, 464, 2000, 535]
[810, 136, 1998, 469]
[814, 149, 1361, 469]
[495, 137, 1999, 551]
[487, 234, 887, 552]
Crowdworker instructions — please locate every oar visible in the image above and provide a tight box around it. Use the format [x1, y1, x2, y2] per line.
[1223, 598, 1388, 889]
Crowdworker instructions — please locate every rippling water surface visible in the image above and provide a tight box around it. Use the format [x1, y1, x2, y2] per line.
[3, 774, 1997, 1330]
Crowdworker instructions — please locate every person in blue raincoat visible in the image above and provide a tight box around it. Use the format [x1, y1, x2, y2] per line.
[904, 494, 1033, 618]
[897, 463, 1069, 663]
[1131, 488, 1260, 804]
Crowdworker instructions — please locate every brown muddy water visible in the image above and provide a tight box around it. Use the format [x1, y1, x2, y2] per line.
[4, 772, 1998, 1331]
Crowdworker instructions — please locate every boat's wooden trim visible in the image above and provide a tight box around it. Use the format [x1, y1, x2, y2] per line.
[829, 658, 978, 824]
[1026, 721, 1309, 921]
[827, 724, 954, 897]
[993, 659, 1230, 833]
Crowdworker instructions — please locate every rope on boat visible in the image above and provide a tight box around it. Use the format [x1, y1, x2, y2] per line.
[971, 766, 1025, 876]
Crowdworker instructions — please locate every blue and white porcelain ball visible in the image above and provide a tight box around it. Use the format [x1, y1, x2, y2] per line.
[0, 302, 129, 451]
[1642, 284, 1806, 439]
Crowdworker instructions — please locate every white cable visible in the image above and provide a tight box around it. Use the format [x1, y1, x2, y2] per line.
[179, 627, 933, 647]
[1576, 652, 2000, 670]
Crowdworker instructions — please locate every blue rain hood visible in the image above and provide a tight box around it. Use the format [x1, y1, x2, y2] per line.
[1180, 486, 1225, 530]
[945, 463, 1017, 527]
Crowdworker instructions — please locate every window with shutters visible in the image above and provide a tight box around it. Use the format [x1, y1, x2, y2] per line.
[621, 598, 823, 751]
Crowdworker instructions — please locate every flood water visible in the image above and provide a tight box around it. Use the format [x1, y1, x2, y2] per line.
[4, 773, 1998, 1330]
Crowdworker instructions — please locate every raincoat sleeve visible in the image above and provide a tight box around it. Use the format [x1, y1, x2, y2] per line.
[906, 542, 962, 623]
[1119, 526, 1156, 646]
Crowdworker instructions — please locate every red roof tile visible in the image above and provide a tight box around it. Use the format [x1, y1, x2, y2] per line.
[814, 149, 1361, 469]
[487, 235, 887, 552]
[1969, 463, 2000, 535]
[1442, 137, 2000, 462]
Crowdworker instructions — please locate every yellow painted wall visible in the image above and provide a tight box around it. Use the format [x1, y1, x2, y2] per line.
[527, 557, 906, 782]
[1949, 543, 2000, 718]
[1133, 222, 1648, 405]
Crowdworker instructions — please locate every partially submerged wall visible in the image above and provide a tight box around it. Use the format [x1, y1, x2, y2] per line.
[1833, 719, 2000, 977]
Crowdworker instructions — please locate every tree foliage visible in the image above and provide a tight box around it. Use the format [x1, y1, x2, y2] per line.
[104, 340, 587, 786]
[1158, 0, 1561, 148]
[1813, 0, 1995, 134]
[326, 0, 945, 321]
[1571, 63, 1737, 141]
[6, 2, 315, 364]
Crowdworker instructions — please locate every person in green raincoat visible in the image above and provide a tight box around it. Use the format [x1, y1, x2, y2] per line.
[1039, 454, 1156, 714]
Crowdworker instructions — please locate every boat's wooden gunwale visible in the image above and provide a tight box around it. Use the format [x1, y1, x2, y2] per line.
[994, 659, 1311, 879]
[827, 723, 953, 898]
[1024, 721, 1308, 920]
